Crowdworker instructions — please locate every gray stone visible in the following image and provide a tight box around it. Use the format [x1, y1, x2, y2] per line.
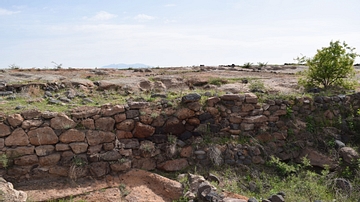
[181, 93, 201, 103]
[335, 140, 345, 149]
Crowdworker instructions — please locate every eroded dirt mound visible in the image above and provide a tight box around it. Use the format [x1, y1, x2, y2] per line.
[15, 169, 182, 202]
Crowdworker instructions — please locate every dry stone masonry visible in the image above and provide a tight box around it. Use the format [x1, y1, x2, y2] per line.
[1, 92, 360, 181]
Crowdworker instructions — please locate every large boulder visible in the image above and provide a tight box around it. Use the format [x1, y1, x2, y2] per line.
[7, 114, 24, 127]
[28, 127, 58, 145]
[0, 177, 27, 202]
[95, 117, 115, 131]
[339, 147, 359, 164]
[86, 131, 115, 146]
[157, 158, 189, 171]
[121, 169, 183, 202]
[0, 123, 11, 137]
[50, 114, 76, 130]
[5, 128, 29, 146]
[133, 122, 155, 138]
[59, 129, 85, 143]
[297, 148, 337, 169]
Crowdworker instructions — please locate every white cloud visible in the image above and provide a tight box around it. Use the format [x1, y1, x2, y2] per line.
[134, 14, 155, 22]
[84, 11, 117, 21]
[164, 4, 176, 7]
[0, 8, 20, 15]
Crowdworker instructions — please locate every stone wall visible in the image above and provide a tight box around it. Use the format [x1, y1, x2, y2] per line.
[0, 92, 359, 181]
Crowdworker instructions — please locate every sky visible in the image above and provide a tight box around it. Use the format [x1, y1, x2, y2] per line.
[0, 0, 359, 68]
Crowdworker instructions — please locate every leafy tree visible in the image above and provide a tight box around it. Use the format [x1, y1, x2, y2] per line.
[298, 40, 359, 90]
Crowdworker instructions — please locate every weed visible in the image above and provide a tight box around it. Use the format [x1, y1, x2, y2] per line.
[168, 134, 177, 144]
[209, 78, 227, 86]
[0, 154, 8, 168]
[150, 112, 159, 118]
[257, 62, 268, 67]
[285, 106, 293, 118]
[242, 62, 253, 68]
[119, 183, 130, 197]
[249, 79, 266, 93]
[305, 116, 315, 133]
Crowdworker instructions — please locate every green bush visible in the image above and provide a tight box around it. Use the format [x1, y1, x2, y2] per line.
[242, 62, 253, 68]
[298, 40, 359, 90]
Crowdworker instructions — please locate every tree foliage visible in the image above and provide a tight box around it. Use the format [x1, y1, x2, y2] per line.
[298, 40, 359, 90]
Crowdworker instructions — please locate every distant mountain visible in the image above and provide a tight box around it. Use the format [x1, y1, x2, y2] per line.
[102, 63, 150, 68]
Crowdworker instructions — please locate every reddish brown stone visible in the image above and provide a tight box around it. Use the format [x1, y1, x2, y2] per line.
[103, 142, 114, 151]
[5, 128, 29, 146]
[7, 114, 24, 127]
[89, 162, 109, 178]
[297, 148, 337, 169]
[229, 114, 242, 124]
[95, 117, 115, 131]
[0, 123, 11, 137]
[49, 166, 69, 177]
[39, 153, 61, 166]
[87, 145, 103, 154]
[268, 116, 279, 122]
[28, 127, 58, 145]
[157, 158, 189, 171]
[187, 102, 202, 111]
[110, 161, 131, 172]
[71, 106, 100, 119]
[244, 93, 258, 104]
[69, 142, 88, 154]
[151, 115, 166, 127]
[255, 133, 273, 142]
[115, 119, 135, 132]
[180, 146, 193, 158]
[206, 107, 220, 117]
[59, 129, 85, 143]
[175, 108, 195, 120]
[14, 154, 38, 166]
[21, 109, 41, 119]
[21, 120, 43, 129]
[55, 143, 70, 151]
[163, 117, 185, 136]
[119, 149, 132, 156]
[206, 97, 221, 107]
[273, 132, 287, 140]
[128, 102, 150, 109]
[86, 130, 115, 146]
[41, 111, 58, 119]
[243, 115, 268, 123]
[0, 138, 4, 150]
[187, 117, 200, 126]
[35, 145, 55, 156]
[240, 123, 254, 131]
[100, 104, 125, 116]
[116, 130, 133, 139]
[220, 94, 245, 101]
[50, 114, 77, 130]
[133, 122, 155, 138]
[114, 113, 127, 123]
[140, 115, 153, 125]
[81, 119, 95, 129]
[6, 146, 35, 158]
[339, 147, 359, 164]
[132, 158, 156, 170]
[242, 104, 255, 112]
[252, 156, 264, 164]
[273, 109, 287, 116]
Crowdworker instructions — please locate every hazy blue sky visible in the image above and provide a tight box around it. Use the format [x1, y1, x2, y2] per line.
[1, 0, 359, 68]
